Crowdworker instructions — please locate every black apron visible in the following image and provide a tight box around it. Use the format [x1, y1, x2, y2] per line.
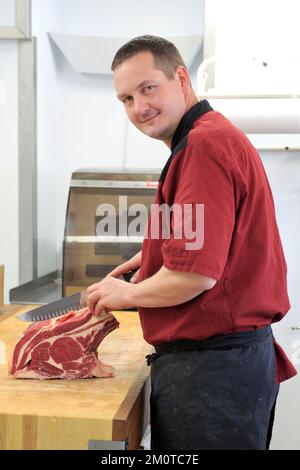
[147, 326, 279, 450]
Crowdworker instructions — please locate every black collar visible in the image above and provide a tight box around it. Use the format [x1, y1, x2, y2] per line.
[171, 100, 213, 152]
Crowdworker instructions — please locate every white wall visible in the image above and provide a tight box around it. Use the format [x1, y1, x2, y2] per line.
[259, 152, 300, 327]
[213, 0, 300, 94]
[55, 0, 204, 266]
[57, 62, 128, 255]
[264, 152, 300, 449]
[32, 0, 62, 277]
[0, 0, 203, 295]
[0, 0, 15, 26]
[61, 0, 203, 37]
[0, 41, 19, 303]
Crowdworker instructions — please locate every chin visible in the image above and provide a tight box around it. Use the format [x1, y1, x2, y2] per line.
[143, 125, 171, 141]
[144, 131, 165, 141]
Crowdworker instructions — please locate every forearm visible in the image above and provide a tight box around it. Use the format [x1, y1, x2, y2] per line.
[86, 262, 216, 315]
[126, 266, 216, 308]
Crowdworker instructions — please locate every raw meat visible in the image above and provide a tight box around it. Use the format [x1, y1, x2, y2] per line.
[10, 309, 119, 379]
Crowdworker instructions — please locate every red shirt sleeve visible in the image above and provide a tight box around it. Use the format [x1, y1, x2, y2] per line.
[161, 142, 239, 281]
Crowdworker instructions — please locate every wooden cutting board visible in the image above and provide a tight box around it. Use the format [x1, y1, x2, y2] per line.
[0, 305, 153, 450]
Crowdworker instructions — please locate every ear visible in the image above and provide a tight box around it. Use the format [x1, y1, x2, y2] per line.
[176, 66, 191, 90]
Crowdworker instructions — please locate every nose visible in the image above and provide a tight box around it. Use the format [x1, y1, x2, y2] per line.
[133, 96, 150, 118]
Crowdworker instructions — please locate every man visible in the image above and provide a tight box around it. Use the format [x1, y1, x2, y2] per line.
[86, 35, 296, 450]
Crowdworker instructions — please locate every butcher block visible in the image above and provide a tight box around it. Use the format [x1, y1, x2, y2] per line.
[0, 305, 153, 450]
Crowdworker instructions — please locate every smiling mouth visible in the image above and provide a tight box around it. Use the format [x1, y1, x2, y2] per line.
[142, 113, 160, 123]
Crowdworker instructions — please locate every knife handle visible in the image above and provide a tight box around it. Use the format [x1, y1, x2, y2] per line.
[122, 268, 139, 283]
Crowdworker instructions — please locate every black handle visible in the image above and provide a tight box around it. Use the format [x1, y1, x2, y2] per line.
[122, 268, 139, 283]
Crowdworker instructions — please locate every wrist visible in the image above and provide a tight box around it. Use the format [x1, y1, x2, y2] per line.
[123, 282, 140, 309]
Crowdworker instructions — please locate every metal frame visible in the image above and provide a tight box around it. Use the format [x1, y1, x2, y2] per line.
[18, 37, 37, 283]
[88, 440, 127, 450]
[256, 147, 300, 152]
[199, 93, 300, 99]
[65, 236, 144, 244]
[70, 179, 159, 189]
[0, 0, 31, 39]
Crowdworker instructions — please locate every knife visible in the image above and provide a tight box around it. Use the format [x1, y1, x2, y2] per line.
[16, 290, 87, 322]
[16, 269, 139, 322]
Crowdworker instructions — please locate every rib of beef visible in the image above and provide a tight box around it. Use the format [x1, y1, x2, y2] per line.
[10, 309, 119, 379]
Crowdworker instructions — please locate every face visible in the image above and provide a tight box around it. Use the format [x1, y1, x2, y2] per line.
[114, 51, 189, 147]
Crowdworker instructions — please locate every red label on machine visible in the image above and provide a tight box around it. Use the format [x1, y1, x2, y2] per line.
[146, 181, 159, 188]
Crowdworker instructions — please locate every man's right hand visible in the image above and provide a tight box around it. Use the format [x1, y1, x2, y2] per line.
[107, 250, 142, 283]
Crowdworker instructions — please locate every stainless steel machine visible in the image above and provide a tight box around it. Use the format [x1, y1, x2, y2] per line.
[62, 168, 160, 296]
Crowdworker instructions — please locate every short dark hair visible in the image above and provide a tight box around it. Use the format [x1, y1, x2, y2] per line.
[111, 35, 186, 79]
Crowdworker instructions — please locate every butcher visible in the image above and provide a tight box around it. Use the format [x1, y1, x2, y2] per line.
[86, 35, 297, 450]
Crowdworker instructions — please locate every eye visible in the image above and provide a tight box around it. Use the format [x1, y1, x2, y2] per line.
[123, 96, 133, 105]
[144, 85, 156, 94]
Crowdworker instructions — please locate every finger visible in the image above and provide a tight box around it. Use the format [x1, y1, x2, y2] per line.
[108, 262, 133, 278]
[86, 282, 101, 295]
[86, 290, 101, 313]
[95, 300, 106, 317]
[87, 299, 95, 314]
[109, 274, 123, 280]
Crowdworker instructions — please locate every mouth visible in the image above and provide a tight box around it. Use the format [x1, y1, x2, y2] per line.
[141, 113, 160, 123]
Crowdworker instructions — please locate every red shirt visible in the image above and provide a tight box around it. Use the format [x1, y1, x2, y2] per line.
[138, 101, 296, 382]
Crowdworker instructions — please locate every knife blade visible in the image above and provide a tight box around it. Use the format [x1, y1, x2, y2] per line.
[16, 269, 139, 322]
[16, 290, 87, 322]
